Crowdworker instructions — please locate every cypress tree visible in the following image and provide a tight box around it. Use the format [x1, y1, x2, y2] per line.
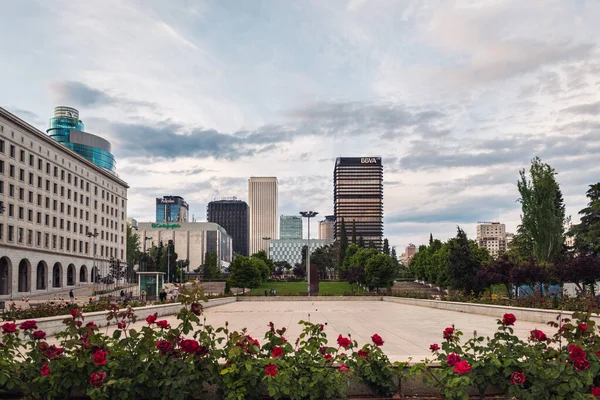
[352, 220, 357, 245]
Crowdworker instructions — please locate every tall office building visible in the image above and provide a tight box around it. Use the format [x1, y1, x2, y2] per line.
[334, 157, 383, 249]
[46, 106, 116, 173]
[318, 215, 335, 243]
[156, 195, 189, 223]
[280, 215, 302, 239]
[476, 222, 508, 258]
[207, 198, 249, 256]
[248, 177, 278, 254]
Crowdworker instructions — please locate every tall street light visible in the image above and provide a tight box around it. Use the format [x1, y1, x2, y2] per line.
[299, 211, 318, 296]
[86, 230, 99, 296]
[144, 236, 153, 272]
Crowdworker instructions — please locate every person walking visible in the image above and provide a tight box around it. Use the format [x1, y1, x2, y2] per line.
[159, 288, 167, 302]
[69, 289, 74, 303]
[140, 290, 146, 303]
[120, 290, 125, 301]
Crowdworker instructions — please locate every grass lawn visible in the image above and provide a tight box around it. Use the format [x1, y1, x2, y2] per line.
[249, 281, 353, 296]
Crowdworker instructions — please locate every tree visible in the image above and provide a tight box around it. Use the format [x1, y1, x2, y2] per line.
[383, 239, 390, 256]
[339, 218, 348, 268]
[554, 252, 600, 295]
[429, 233, 433, 246]
[390, 247, 399, 268]
[251, 250, 274, 276]
[569, 183, 600, 256]
[301, 245, 308, 266]
[293, 263, 306, 278]
[126, 224, 141, 282]
[345, 247, 379, 291]
[446, 227, 484, 293]
[517, 157, 566, 263]
[358, 236, 365, 248]
[202, 251, 220, 279]
[365, 253, 396, 292]
[228, 256, 262, 294]
[352, 220, 357, 245]
[475, 255, 516, 298]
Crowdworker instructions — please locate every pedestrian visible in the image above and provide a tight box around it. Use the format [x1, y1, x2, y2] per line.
[141, 290, 146, 303]
[159, 288, 167, 302]
[120, 290, 125, 301]
[264, 290, 268, 297]
[69, 289, 74, 303]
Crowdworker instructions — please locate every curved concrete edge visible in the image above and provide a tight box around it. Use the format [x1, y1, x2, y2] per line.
[237, 296, 384, 301]
[13, 297, 236, 337]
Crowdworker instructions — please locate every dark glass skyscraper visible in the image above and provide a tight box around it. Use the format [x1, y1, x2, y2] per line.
[207, 199, 249, 256]
[156, 196, 189, 223]
[334, 157, 383, 249]
[46, 106, 116, 172]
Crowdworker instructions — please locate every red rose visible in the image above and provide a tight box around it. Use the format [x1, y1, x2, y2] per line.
[429, 343, 440, 352]
[76, 321, 82, 327]
[89, 371, 106, 388]
[358, 349, 370, 359]
[86, 322, 97, 328]
[510, 371, 526, 385]
[592, 387, 600, 396]
[156, 320, 170, 329]
[595, 350, 600, 357]
[117, 321, 126, 329]
[156, 340, 173, 354]
[319, 324, 324, 331]
[40, 364, 51, 376]
[530, 329, 547, 341]
[2, 322, 17, 334]
[337, 334, 351, 349]
[371, 334, 384, 346]
[265, 364, 278, 377]
[20, 320, 38, 331]
[271, 346, 284, 358]
[191, 302, 203, 316]
[324, 353, 333, 362]
[502, 313, 516, 326]
[443, 327, 454, 340]
[453, 360, 471, 375]
[446, 353, 461, 366]
[568, 345, 587, 360]
[93, 350, 107, 365]
[180, 339, 199, 354]
[579, 323, 588, 331]
[146, 314, 158, 324]
[70, 309, 78, 317]
[574, 358, 590, 371]
[339, 364, 350, 373]
[32, 330, 46, 340]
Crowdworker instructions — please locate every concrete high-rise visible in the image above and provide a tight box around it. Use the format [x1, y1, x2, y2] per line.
[156, 196, 188, 223]
[207, 198, 249, 256]
[248, 177, 278, 254]
[334, 157, 383, 249]
[280, 215, 302, 239]
[318, 215, 335, 243]
[476, 222, 507, 258]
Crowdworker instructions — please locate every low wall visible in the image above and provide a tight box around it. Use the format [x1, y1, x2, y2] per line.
[16, 297, 236, 337]
[383, 296, 598, 324]
[237, 296, 384, 302]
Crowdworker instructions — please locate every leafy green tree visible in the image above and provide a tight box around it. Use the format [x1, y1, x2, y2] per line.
[446, 227, 484, 293]
[251, 250, 274, 276]
[202, 251, 220, 279]
[569, 183, 600, 256]
[228, 256, 262, 294]
[517, 157, 566, 262]
[358, 236, 365, 248]
[339, 218, 348, 268]
[382, 239, 390, 256]
[126, 224, 141, 281]
[365, 253, 396, 291]
[345, 247, 379, 290]
[352, 220, 357, 245]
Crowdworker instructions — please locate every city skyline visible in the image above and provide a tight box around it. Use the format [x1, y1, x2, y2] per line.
[1, 1, 599, 249]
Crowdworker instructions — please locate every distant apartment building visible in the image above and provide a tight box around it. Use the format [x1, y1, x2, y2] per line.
[280, 215, 302, 239]
[318, 215, 335, 244]
[248, 177, 278, 254]
[269, 239, 328, 266]
[400, 243, 417, 266]
[476, 222, 510, 258]
[156, 195, 188, 223]
[206, 198, 249, 256]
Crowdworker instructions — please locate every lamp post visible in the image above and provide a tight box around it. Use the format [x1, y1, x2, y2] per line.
[299, 211, 318, 296]
[144, 236, 153, 272]
[86, 230, 98, 296]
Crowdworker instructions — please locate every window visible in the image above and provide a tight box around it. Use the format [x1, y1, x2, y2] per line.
[60, 237, 64, 250]
[19, 169, 24, 181]
[18, 207, 23, 219]
[52, 216, 57, 228]
[28, 173, 33, 185]
[67, 221, 70, 231]
[68, 173, 71, 184]
[45, 197, 50, 209]
[37, 158, 42, 170]
[37, 176, 42, 188]
[9, 184, 14, 197]
[29, 154, 34, 167]
[60, 219, 64, 229]
[0, 181, 3, 194]
[36, 231, 41, 246]
[44, 233, 49, 248]
[53, 166, 58, 177]
[52, 235, 57, 249]
[19, 188, 24, 200]
[74, 176, 78, 186]
[0, 160, 3, 173]
[17, 227, 23, 243]
[27, 209, 32, 222]
[27, 229, 32, 245]
[28, 191, 33, 203]
[37, 194, 41, 206]
[0, 223, 3, 240]
[66, 238, 70, 251]
[45, 214, 49, 226]
[0, 139, 4, 153]
[8, 225, 14, 241]
[53, 200, 57, 211]
[46, 180, 50, 191]
[46, 162, 50, 174]
[53, 183, 57, 194]
[8, 204, 13, 217]
[9, 144, 15, 158]
[19, 149, 25, 162]
[60, 186, 64, 196]
[60, 202, 64, 213]
[67, 189, 71, 200]
[36, 212, 41, 224]
[86, 182, 89, 192]
[61, 170, 64, 181]
[9, 164, 14, 178]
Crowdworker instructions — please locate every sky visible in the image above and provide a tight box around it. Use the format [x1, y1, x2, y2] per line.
[1, 0, 599, 253]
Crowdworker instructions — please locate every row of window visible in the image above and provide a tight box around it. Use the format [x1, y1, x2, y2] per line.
[0, 223, 123, 259]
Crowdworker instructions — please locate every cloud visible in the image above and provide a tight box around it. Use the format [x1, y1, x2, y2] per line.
[561, 101, 600, 115]
[7, 108, 44, 126]
[48, 81, 157, 111]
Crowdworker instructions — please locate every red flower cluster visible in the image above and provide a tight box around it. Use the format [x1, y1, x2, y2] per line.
[191, 302, 203, 316]
[117, 321, 126, 329]
[146, 313, 158, 324]
[271, 346, 284, 358]
[40, 364, 51, 376]
[86, 322, 97, 328]
[156, 320, 170, 329]
[443, 327, 454, 340]
[446, 353, 461, 366]
[269, 322, 275, 333]
[89, 371, 106, 388]
[319, 324, 324, 331]
[156, 340, 174, 355]
[568, 345, 590, 371]
[265, 364, 278, 377]
[579, 323, 588, 331]
[357, 349, 370, 359]
[453, 360, 471, 375]
[70, 309, 78, 318]
[339, 364, 350, 373]
[42, 345, 64, 360]
[592, 387, 600, 397]
[371, 334, 384, 346]
[429, 343, 440, 352]
[32, 330, 46, 340]
[337, 334, 351, 349]
[502, 313, 516, 326]
[510, 371, 526, 385]
[93, 350, 108, 365]
[180, 339, 200, 354]
[2, 322, 17, 334]
[530, 329, 547, 341]
[324, 353, 333, 362]
[20, 320, 37, 331]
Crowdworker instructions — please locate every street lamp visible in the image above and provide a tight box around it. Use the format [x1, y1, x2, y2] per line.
[299, 211, 318, 296]
[86, 230, 98, 296]
[144, 236, 153, 272]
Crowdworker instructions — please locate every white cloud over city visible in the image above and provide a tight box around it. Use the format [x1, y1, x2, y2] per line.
[1, 0, 599, 250]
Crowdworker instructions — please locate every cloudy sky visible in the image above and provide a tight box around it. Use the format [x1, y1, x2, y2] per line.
[1, 0, 599, 252]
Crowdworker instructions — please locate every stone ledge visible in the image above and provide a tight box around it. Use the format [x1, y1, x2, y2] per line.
[236, 296, 384, 301]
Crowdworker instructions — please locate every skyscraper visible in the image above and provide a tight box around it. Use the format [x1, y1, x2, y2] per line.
[156, 196, 189, 223]
[319, 215, 335, 243]
[280, 215, 302, 239]
[334, 157, 383, 249]
[46, 106, 116, 172]
[207, 198, 250, 256]
[248, 177, 278, 254]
